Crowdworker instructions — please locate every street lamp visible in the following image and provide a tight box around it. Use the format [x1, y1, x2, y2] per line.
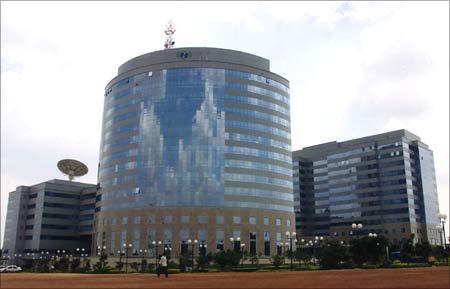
[188, 239, 198, 270]
[199, 243, 207, 256]
[438, 213, 448, 265]
[152, 240, 162, 271]
[352, 223, 363, 238]
[240, 243, 245, 265]
[123, 243, 132, 273]
[286, 231, 297, 270]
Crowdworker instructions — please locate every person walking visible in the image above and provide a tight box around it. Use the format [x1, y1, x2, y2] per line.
[157, 254, 168, 278]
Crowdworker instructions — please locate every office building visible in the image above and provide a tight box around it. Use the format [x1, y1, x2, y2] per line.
[96, 47, 295, 257]
[2, 180, 96, 256]
[293, 129, 441, 244]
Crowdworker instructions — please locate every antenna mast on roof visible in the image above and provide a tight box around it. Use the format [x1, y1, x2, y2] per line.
[164, 20, 176, 49]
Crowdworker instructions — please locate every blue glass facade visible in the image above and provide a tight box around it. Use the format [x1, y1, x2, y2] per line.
[99, 67, 292, 211]
[293, 130, 442, 244]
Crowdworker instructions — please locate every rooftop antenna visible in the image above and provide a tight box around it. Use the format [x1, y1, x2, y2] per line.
[164, 20, 176, 49]
[57, 159, 88, 181]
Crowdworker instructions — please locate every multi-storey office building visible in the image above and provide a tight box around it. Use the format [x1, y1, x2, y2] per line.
[96, 47, 295, 257]
[293, 129, 441, 244]
[2, 180, 96, 256]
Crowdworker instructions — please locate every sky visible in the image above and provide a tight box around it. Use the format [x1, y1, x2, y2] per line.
[1, 1, 449, 246]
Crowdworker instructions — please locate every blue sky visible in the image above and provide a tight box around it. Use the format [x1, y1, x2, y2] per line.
[1, 1, 449, 244]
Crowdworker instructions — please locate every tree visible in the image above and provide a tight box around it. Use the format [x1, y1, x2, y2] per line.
[35, 258, 51, 272]
[350, 235, 389, 266]
[93, 252, 111, 273]
[400, 234, 415, 262]
[317, 241, 350, 269]
[196, 253, 213, 271]
[415, 242, 432, 261]
[294, 248, 312, 268]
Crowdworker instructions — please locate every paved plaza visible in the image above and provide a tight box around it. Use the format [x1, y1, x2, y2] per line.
[1, 267, 449, 289]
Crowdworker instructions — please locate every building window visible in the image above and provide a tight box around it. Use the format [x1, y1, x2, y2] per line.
[181, 216, 189, 223]
[287, 219, 291, 227]
[148, 216, 155, 224]
[233, 216, 241, 224]
[198, 215, 208, 223]
[122, 216, 128, 225]
[249, 217, 256, 225]
[264, 217, 269, 225]
[134, 216, 141, 224]
[216, 216, 224, 224]
[111, 217, 117, 225]
[276, 218, 281, 226]
[164, 216, 173, 224]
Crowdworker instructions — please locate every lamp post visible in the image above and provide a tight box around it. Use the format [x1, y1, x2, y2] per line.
[240, 243, 246, 265]
[199, 243, 207, 256]
[117, 250, 123, 266]
[123, 243, 132, 273]
[188, 239, 198, 270]
[438, 213, 448, 265]
[286, 231, 297, 270]
[152, 240, 162, 271]
[352, 223, 363, 238]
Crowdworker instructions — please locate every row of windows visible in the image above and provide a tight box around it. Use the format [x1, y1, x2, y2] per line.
[225, 159, 292, 176]
[226, 146, 291, 163]
[40, 235, 79, 241]
[224, 173, 292, 188]
[227, 132, 290, 150]
[44, 202, 79, 210]
[224, 70, 289, 93]
[99, 197, 294, 212]
[102, 215, 290, 227]
[223, 107, 290, 127]
[225, 82, 289, 105]
[226, 120, 290, 139]
[328, 198, 408, 211]
[224, 94, 290, 116]
[224, 187, 294, 201]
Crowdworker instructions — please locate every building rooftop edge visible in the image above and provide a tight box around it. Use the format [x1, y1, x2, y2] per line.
[293, 129, 424, 158]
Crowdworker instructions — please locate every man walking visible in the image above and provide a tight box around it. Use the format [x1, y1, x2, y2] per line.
[157, 254, 168, 278]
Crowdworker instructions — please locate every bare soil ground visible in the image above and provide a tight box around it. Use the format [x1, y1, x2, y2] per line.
[1, 267, 449, 289]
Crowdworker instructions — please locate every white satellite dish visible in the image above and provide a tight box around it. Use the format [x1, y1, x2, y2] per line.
[57, 159, 88, 181]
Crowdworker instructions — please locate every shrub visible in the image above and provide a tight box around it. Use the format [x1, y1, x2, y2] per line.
[179, 254, 193, 271]
[54, 257, 70, 272]
[70, 258, 81, 273]
[270, 255, 284, 269]
[213, 250, 241, 271]
[115, 261, 124, 271]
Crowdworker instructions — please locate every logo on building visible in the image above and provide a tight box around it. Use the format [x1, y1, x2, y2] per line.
[177, 51, 192, 59]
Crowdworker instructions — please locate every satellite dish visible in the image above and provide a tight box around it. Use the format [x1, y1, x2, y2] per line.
[57, 159, 88, 181]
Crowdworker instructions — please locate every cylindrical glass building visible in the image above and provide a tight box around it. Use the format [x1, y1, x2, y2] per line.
[96, 47, 294, 258]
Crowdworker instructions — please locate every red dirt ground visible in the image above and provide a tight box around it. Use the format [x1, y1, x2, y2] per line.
[1, 267, 449, 289]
